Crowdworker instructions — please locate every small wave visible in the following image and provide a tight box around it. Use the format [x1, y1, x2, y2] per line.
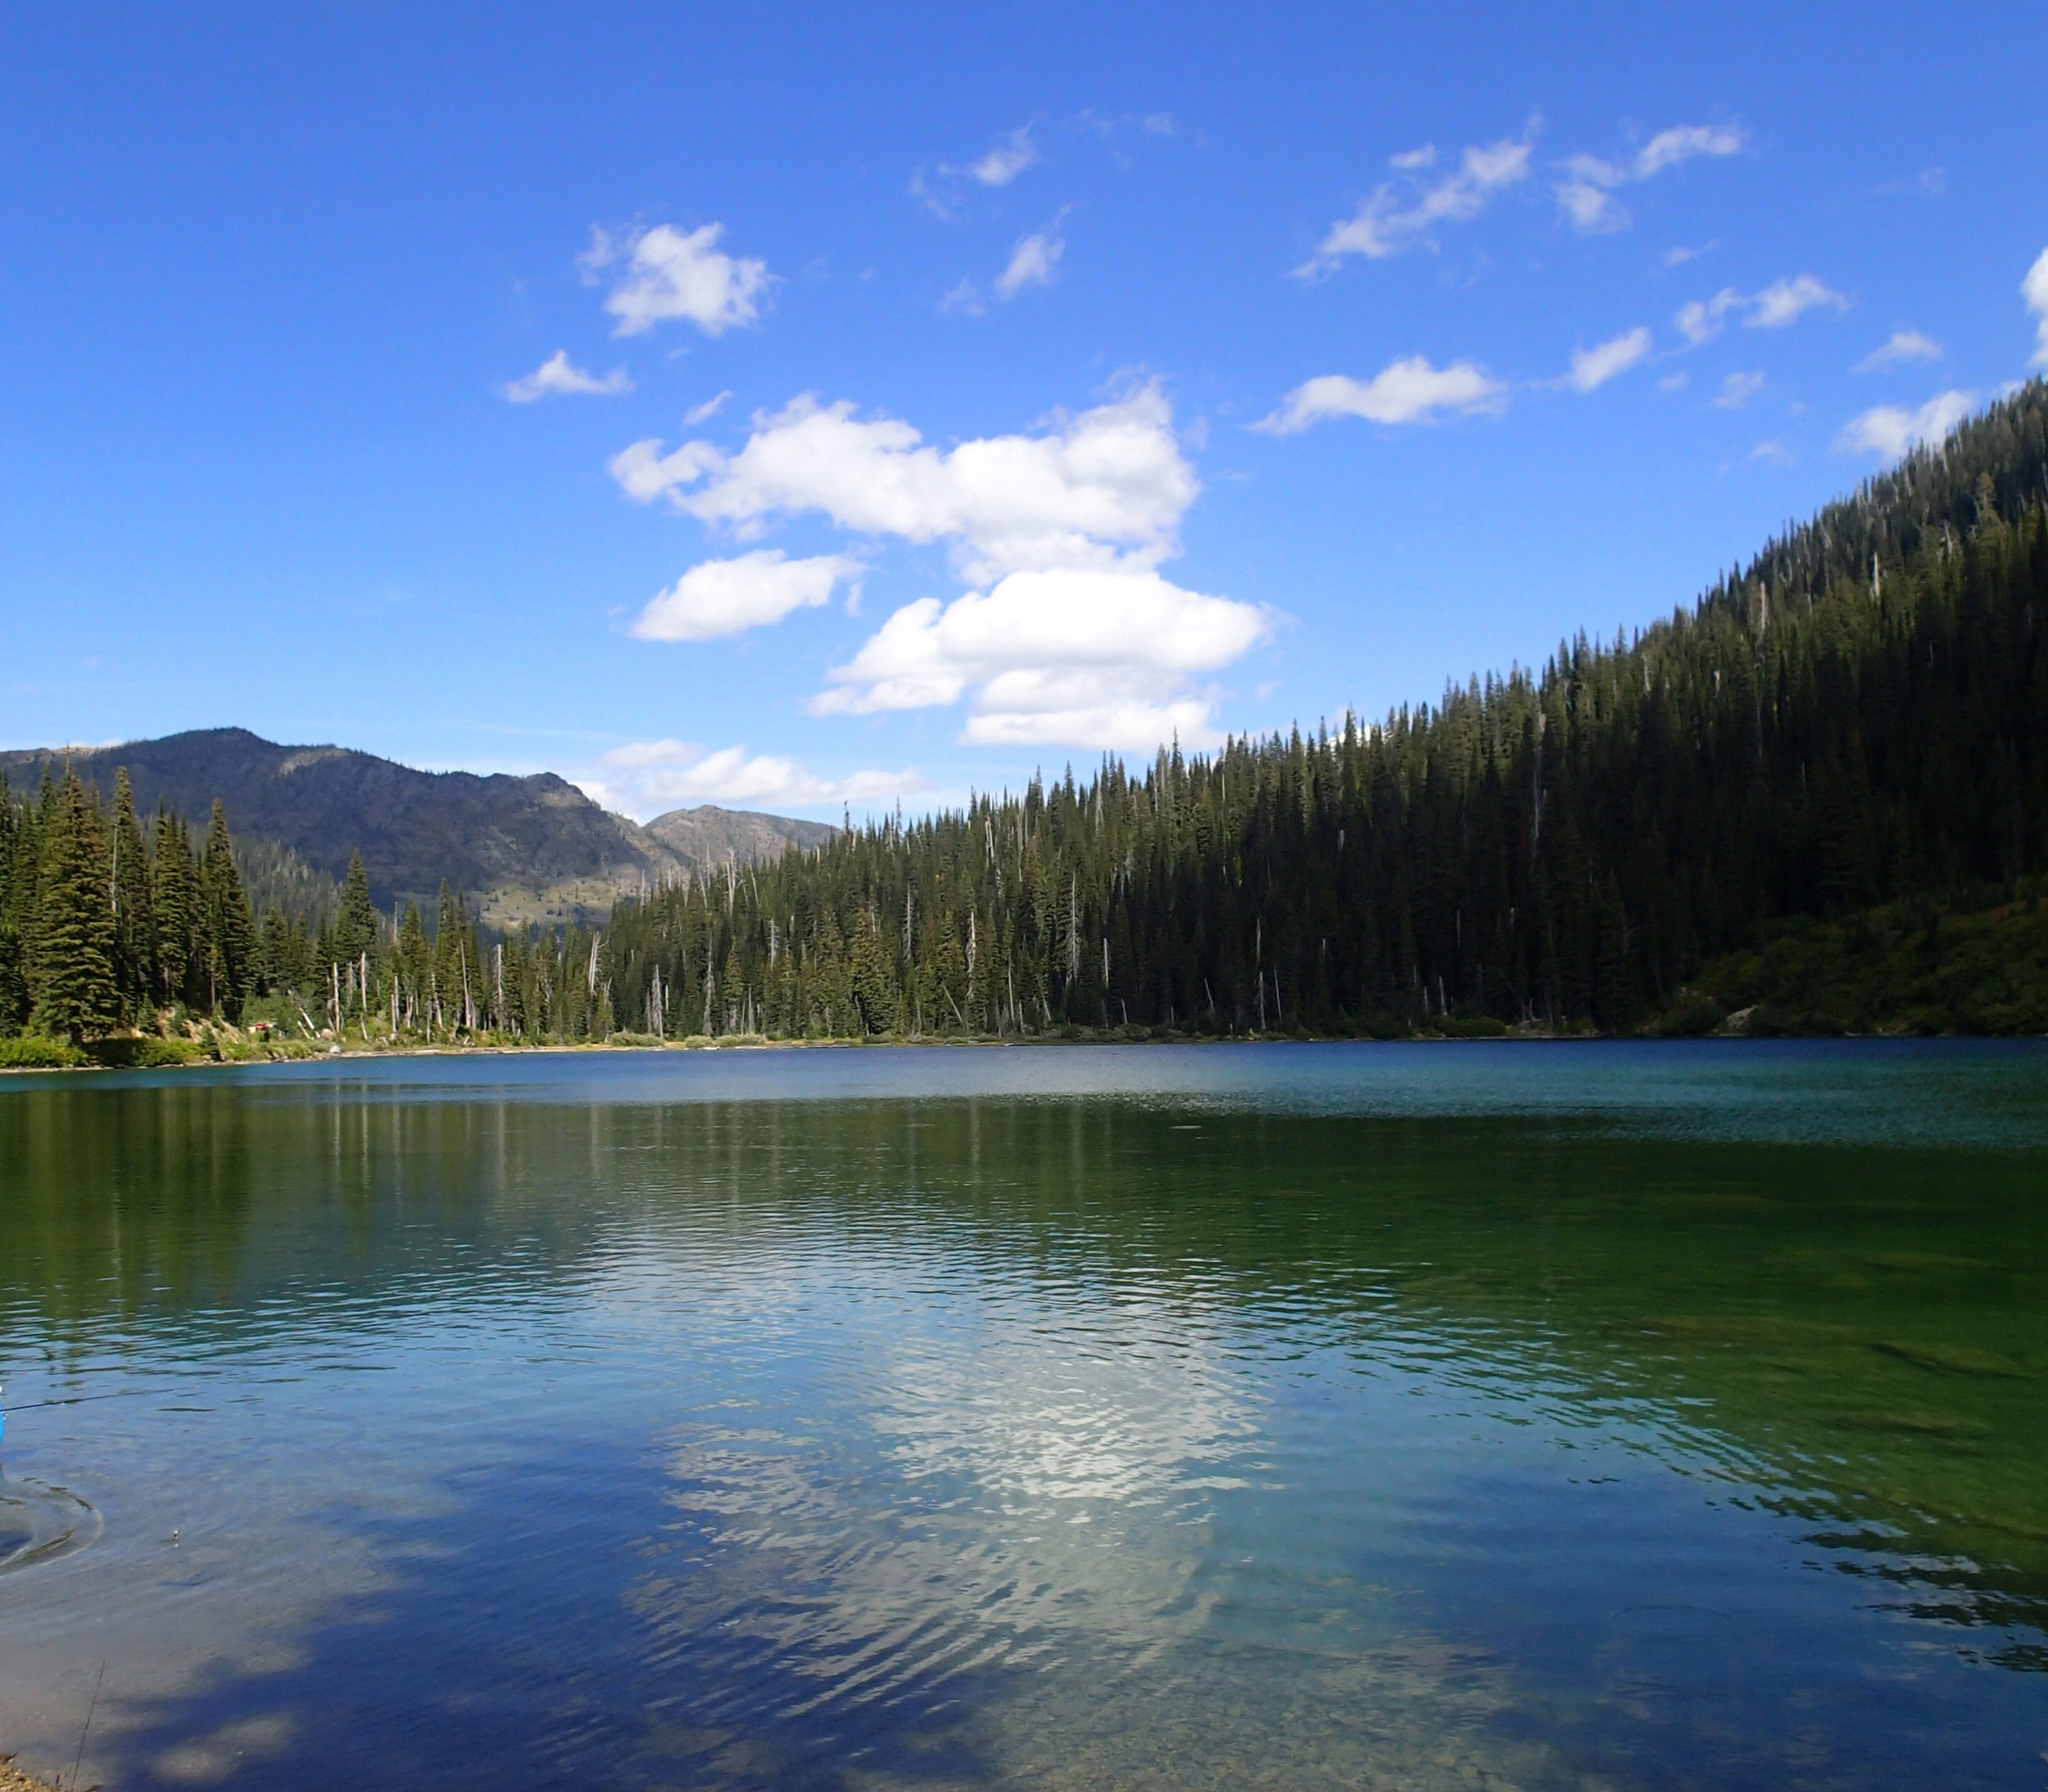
[0, 1477, 102, 1573]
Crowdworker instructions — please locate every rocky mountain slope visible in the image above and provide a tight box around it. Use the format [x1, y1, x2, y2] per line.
[0, 728, 834, 925]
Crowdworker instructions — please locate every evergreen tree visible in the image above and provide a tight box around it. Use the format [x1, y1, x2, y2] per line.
[197, 799, 256, 1020]
[337, 850, 379, 963]
[109, 768, 155, 1020]
[153, 807, 197, 1008]
[31, 767, 119, 1042]
[0, 778, 26, 1032]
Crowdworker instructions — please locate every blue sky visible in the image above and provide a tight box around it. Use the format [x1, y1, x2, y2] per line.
[3, 1, 2045, 819]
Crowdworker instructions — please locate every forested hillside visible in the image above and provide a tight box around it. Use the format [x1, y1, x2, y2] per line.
[7, 382, 2045, 1054]
[596, 380, 2048, 1040]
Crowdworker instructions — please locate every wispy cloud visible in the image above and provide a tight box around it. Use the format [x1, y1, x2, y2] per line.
[1555, 123, 1745, 234]
[1710, 371, 1765, 410]
[1079, 110, 1177, 142]
[1676, 274, 1846, 345]
[1566, 328, 1652, 392]
[944, 212, 1071, 314]
[1257, 357, 1507, 432]
[914, 124, 1044, 218]
[501, 350, 632, 402]
[1296, 133, 1533, 275]
[995, 220, 1066, 299]
[1633, 124, 1747, 179]
[682, 391, 732, 426]
[1877, 166, 1946, 197]
[1748, 440, 1794, 467]
[1751, 274, 1848, 328]
[1855, 331, 1942, 373]
[1835, 390, 1974, 460]
[1675, 288, 1742, 345]
[939, 276, 986, 317]
[581, 223, 773, 337]
[968, 126, 1039, 187]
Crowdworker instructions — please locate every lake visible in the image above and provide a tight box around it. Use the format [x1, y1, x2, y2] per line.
[2, 1041, 2045, 1790]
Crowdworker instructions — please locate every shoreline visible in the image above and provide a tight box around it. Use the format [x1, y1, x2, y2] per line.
[2, 1029, 2035, 1077]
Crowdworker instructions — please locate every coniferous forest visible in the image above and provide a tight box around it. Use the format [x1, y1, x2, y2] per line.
[7, 381, 2047, 1057]
[593, 382, 2048, 1043]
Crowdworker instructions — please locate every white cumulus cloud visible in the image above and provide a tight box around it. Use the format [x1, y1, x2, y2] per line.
[629, 550, 860, 642]
[1257, 357, 1506, 432]
[1855, 331, 1943, 372]
[813, 564, 1273, 749]
[609, 383, 1198, 584]
[2026, 247, 2048, 365]
[1835, 390, 1974, 460]
[596, 740, 924, 815]
[1567, 328, 1652, 391]
[582, 223, 773, 337]
[1297, 134, 1532, 275]
[502, 350, 632, 402]
[611, 384, 1269, 756]
[1554, 123, 1745, 234]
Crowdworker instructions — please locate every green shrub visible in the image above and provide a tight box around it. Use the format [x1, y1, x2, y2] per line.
[1656, 993, 1727, 1038]
[0, 1036, 83, 1069]
[607, 1031, 665, 1048]
[1744, 1004, 1797, 1038]
[82, 1036, 202, 1067]
[1441, 1015, 1510, 1039]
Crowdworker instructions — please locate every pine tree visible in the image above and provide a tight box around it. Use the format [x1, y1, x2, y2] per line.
[32, 767, 119, 1043]
[337, 850, 379, 962]
[153, 808, 196, 1009]
[109, 768, 155, 1021]
[197, 800, 256, 1020]
[0, 778, 26, 1033]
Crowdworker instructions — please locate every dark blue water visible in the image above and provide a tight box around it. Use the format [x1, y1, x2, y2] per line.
[2, 1041, 2045, 1789]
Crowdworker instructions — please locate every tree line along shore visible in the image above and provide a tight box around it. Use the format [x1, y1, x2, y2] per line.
[4, 383, 2047, 1066]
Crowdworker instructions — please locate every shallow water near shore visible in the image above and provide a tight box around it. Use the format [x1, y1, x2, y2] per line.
[2, 1039, 2045, 1790]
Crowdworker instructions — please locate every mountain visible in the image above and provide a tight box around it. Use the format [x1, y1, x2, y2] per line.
[0, 728, 831, 926]
[646, 804, 836, 874]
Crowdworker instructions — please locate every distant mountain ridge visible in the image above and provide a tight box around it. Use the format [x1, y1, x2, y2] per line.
[644, 803, 838, 879]
[0, 728, 836, 925]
